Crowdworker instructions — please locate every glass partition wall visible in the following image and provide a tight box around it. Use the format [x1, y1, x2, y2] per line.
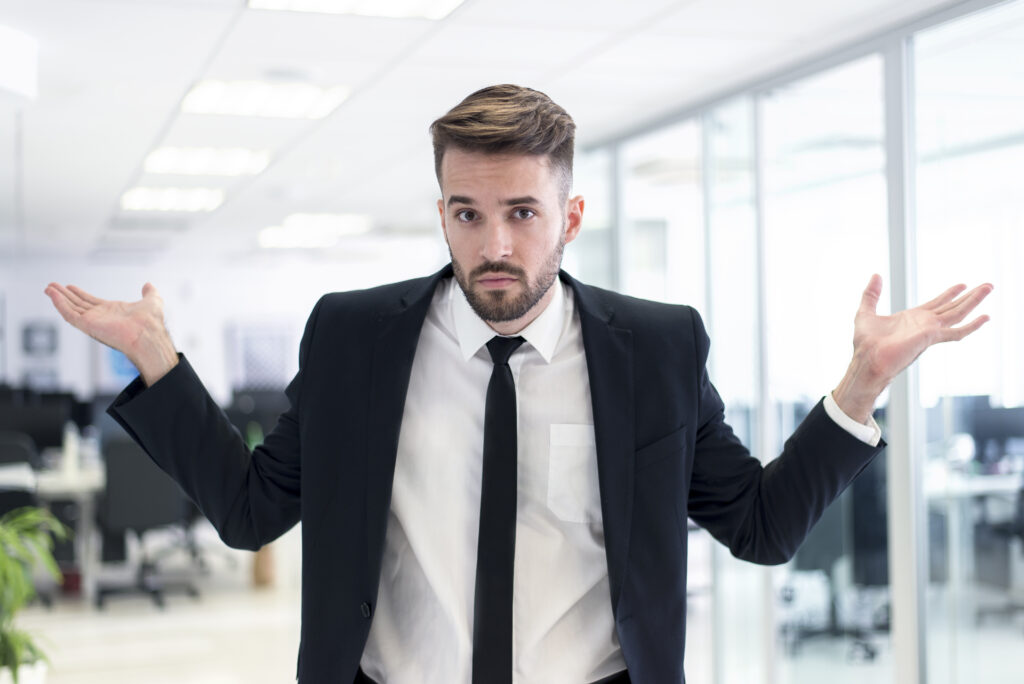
[583, 1, 1017, 682]
[761, 54, 893, 684]
[620, 120, 705, 307]
[565, 149, 615, 289]
[915, 4, 1024, 684]
[704, 96, 769, 684]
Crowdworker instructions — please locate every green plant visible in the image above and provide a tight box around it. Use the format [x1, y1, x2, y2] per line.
[0, 506, 69, 683]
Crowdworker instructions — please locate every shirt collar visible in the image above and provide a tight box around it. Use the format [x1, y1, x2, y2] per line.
[448, 275, 565, 364]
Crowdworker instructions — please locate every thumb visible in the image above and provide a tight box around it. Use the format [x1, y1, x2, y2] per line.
[859, 274, 883, 315]
[141, 282, 156, 298]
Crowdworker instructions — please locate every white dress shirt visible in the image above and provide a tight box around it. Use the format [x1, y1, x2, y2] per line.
[360, 276, 880, 683]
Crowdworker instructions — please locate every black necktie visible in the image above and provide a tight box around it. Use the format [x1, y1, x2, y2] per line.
[473, 335, 526, 684]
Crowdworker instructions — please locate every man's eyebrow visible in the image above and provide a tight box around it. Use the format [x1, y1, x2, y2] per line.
[504, 196, 541, 206]
[447, 195, 474, 207]
[446, 195, 542, 207]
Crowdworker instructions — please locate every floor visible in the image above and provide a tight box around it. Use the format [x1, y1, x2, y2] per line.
[17, 524, 302, 684]
[13, 525, 1024, 684]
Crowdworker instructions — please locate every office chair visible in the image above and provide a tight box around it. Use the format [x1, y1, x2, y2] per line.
[975, 483, 1024, 630]
[0, 430, 39, 466]
[94, 439, 199, 609]
[0, 404, 67, 467]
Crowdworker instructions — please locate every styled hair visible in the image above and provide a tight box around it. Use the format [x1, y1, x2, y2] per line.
[429, 84, 576, 201]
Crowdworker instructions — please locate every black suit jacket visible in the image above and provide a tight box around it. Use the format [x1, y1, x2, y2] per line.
[109, 265, 884, 683]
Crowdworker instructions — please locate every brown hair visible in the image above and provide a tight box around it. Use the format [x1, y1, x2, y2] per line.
[429, 84, 576, 200]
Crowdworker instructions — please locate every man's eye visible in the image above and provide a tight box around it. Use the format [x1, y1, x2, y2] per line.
[513, 208, 535, 220]
[456, 209, 477, 222]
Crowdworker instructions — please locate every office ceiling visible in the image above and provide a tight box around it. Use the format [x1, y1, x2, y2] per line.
[0, 0, 965, 264]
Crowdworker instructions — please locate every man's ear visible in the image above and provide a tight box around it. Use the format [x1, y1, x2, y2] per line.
[437, 198, 448, 241]
[564, 195, 584, 245]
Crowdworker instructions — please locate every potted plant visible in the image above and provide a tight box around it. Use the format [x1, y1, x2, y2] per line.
[0, 506, 69, 684]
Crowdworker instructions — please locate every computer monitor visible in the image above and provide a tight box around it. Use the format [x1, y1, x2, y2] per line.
[972, 403, 1024, 468]
[0, 402, 70, 457]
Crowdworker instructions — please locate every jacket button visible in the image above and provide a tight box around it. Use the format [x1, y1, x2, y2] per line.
[360, 602, 372, 618]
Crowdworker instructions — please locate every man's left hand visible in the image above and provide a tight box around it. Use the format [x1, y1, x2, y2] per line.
[832, 274, 993, 424]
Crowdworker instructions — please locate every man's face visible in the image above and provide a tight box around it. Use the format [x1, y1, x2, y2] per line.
[437, 148, 583, 332]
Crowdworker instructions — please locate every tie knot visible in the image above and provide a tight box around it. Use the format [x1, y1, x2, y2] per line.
[486, 336, 525, 366]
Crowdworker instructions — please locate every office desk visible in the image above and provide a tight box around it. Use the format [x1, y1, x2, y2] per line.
[924, 467, 1021, 499]
[925, 464, 1021, 591]
[35, 463, 106, 603]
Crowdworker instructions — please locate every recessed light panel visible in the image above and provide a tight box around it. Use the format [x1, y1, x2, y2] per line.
[121, 187, 225, 212]
[144, 147, 271, 176]
[248, 0, 465, 20]
[259, 213, 372, 249]
[181, 80, 350, 119]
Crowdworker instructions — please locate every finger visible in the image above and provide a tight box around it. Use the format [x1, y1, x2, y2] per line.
[858, 274, 883, 315]
[59, 284, 92, 310]
[66, 284, 103, 306]
[936, 283, 994, 324]
[53, 290, 86, 316]
[49, 282, 87, 307]
[938, 315, 990, 343]
[142, 282, 156, 298]
[921, 283, 967, 311]
[935, 282, 993, 316]
[45, 288, 83, 323]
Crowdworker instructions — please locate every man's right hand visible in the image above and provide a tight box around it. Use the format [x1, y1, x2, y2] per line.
[44, 282, 179, 386]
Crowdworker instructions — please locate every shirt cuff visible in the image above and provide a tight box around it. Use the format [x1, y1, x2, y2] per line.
[823, 392, 882, 447]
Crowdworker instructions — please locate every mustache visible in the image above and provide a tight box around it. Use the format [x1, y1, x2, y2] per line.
[470, 261, 526, 280]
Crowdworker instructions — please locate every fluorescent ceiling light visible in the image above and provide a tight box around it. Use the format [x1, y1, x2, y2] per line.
[121, 187, 225, 212]
[259, 213, 372, 249]
[182, 80, 349, 119]
[248, 0, 464, 20]
[144, 147, 271, 176]
[0, 25, 38, 100]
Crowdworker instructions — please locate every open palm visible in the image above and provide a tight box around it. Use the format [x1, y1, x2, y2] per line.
[43, 282, 166, 356]
[850, 274, 992, 390]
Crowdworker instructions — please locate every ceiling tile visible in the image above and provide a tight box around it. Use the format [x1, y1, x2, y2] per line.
[410, 23, 612, 71]
[454, 0, 686, 31]
[582, 33, 790, 76]
[205, 9, 436, 82]
[4, 0, 239, 245]
[161, 113, 310, 149]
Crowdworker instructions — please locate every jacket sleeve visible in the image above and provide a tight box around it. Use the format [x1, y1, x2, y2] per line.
[107, 295, 326, 551]
[684, 308, 885, 565]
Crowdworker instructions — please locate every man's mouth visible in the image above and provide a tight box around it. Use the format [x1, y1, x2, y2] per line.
[477, 275, 518, 288]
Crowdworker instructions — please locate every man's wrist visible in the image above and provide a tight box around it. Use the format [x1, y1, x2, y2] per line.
[128, 328, 179, 387]
[832, 358, 884, 425]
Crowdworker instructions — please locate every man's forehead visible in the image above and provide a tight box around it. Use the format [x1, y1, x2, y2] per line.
[440, 149, 556, 196]
[441, 149, 553, 175]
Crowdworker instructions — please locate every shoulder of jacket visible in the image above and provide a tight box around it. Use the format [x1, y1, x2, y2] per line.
[317, 273, 436, 315]
[575, 281, 697, 329]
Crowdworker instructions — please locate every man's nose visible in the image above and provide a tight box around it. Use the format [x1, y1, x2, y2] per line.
[480, 220, 513, 262]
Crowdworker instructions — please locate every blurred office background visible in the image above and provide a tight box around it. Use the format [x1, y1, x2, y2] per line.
[0, 0, 1021, 682]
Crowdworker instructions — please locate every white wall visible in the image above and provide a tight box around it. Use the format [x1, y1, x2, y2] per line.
[0, 236, 448, 405]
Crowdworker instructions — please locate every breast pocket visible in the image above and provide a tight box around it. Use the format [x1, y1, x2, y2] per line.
[547, 424, 601, 524]
[635, 425, 688, 472]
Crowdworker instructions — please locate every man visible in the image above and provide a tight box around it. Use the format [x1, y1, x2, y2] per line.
[45, 85, 991, 683]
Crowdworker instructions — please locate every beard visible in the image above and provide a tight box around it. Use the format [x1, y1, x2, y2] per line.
[450, 234, 565, 324]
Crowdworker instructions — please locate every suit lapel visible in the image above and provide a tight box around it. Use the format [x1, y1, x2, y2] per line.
[364, 266, 452, 577]
[563, 273, 636, 616]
